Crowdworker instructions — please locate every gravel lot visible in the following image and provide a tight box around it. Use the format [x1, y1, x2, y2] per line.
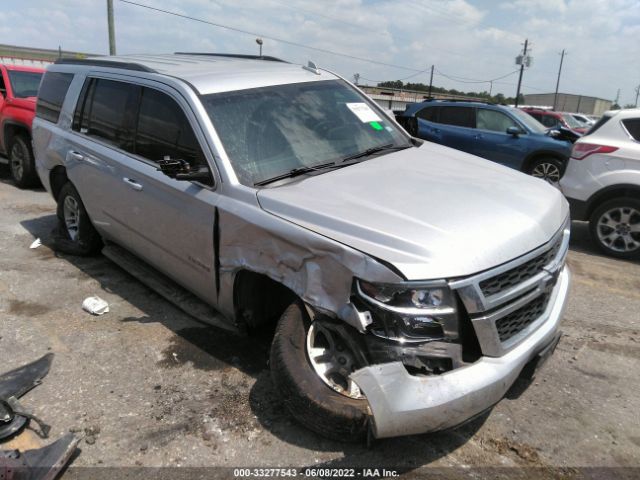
[1, 174, 639, 479]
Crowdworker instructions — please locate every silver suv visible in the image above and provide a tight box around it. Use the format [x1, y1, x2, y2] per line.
[33, 53, 571, 441]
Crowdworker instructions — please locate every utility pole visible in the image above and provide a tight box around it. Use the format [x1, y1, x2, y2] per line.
[635, 85, 640, 108]
[428, 65, 434, 98]
[353, 73, 360, 85]
[107, 0, 116, 55]
[514, 39, 530, 107]
[552, 49, 566, 111]
[256, 38, 263, 57]
[489, 80, 493, 96]
[614, 88, 620, 108]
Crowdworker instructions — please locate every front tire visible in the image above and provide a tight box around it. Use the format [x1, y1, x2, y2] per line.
[527, 157, 564, 185]
[270, 302, 370, 442]
[9, 135, 39, 188]
[589, 198, 640, 259]
[55, 182, 102, 256]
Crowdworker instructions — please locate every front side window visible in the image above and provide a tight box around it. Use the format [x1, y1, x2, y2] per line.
[135, 87, 206, 168]
[437, 106, 475, 128]
[202, 80, 409, 186]
[540, 115, 560, 128]
[75, 78, 137, 150]
[476, 109, 518, 133]
[8, 70, 43, 99]
[35, 71, 71, 123]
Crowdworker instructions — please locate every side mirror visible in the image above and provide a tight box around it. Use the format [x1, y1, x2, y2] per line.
[157, 158, 212, 183]
[506, 126, 523, 136]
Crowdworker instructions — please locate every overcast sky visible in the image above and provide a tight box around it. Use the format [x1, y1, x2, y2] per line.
[1, 0, 638, 105]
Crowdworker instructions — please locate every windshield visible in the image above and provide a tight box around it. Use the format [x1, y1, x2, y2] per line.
[561, 113, 583, 129]
[202, 80, 409, 186]
[511, 108, 547, 134]
[7, 70, 43, 98]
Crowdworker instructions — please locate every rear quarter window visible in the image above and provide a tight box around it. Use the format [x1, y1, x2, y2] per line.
[621, 118, 640, 141]
[36, 72, 74, 123]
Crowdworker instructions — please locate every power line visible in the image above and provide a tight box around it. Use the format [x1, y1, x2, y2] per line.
[118, 0, 422, 72]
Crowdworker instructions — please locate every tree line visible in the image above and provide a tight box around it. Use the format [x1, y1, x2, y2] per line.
[376, 80, 524, 105]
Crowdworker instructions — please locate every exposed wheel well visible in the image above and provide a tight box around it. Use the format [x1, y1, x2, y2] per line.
[49, 166, 69, 202]
[3, 123, 30, 154]
[521, 152, 566, 174]
[233, 270, 297, 332]
[586, 185, 640, 220]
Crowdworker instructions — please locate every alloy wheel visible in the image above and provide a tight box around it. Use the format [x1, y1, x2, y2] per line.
[306, 322, 364, 399]
[63, 196, 80, 242]
[531, 162, 561, 185]
[596, 206, 640, 253]
[10, 143, 25, 182]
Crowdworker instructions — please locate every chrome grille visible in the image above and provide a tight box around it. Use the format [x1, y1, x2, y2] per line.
[479, 236, 562, 297]
[449, 218, 570, 357]
[495, 292, 552, 342]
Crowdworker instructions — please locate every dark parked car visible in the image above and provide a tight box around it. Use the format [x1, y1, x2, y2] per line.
[521, 108, 588, 135]
[397, 100, 573, 183]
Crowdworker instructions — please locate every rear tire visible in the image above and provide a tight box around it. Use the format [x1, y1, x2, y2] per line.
[527, 157, 564, 185]
[9, 135, 39, 188]
[270, 302, 369, 442]
[589, 198, 640, 260]
[55, 182, 102, 256]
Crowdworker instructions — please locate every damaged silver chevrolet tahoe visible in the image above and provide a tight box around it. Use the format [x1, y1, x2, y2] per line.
[32, 53, 571, 441]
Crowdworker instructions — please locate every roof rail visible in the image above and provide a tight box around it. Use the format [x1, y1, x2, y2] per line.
[54, 58, 157, 73]
[423, 98, 494, 105]
[174, 52, 287, 63]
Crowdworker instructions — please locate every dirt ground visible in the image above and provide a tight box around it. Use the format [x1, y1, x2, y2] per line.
[1, 175, 639, 479]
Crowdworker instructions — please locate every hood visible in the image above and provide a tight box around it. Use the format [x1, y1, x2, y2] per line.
[257, 142, 569, 280]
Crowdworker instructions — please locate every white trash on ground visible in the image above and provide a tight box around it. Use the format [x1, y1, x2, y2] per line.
[29, 238, 42, 249]
[82, 296, 109, 315]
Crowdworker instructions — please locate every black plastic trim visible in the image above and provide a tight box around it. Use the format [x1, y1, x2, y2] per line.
[174, 52, 287, 63]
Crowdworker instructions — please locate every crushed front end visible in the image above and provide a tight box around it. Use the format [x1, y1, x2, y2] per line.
[347, 219, 571, 438]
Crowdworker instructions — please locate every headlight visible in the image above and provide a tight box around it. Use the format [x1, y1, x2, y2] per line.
[356, 279, 458, 341]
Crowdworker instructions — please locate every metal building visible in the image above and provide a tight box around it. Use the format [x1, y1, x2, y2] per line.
[523, 92, 612, 116]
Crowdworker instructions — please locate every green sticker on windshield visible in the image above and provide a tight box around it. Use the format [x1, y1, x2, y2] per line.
[370, 121, 383, 131]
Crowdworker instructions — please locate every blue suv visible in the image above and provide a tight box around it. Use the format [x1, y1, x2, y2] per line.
[397, 100, 573, 183]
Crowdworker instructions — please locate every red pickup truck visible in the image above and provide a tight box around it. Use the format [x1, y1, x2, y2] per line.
[0, 64, 45, 187]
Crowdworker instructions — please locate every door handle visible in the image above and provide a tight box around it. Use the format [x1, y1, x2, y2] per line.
[69, 151, 85, 162]
[123, 177, 143, 191]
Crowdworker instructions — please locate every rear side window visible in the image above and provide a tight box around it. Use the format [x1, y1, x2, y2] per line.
[135, 87, 206, 168]
[416, 106, 438, 122]
[36, 72, 74, 123]
[540, 115, 559, 128]
[74, 78, 137, 151]
[622, 118, 640, 141]
[438, 106, 475, 128]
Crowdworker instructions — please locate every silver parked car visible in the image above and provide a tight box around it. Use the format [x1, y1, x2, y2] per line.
[33, 54, 571, 441]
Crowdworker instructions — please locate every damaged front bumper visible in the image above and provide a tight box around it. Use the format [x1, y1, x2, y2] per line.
[351, 266, 570, 439]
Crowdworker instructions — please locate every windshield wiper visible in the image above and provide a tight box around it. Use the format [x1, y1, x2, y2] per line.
[340, 143, 411, 163]
[254, 162, 340, 187]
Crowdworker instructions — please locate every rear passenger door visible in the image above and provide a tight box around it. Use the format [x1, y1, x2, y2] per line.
[435, 106, 477, 155]
[70, 75, 220, 306]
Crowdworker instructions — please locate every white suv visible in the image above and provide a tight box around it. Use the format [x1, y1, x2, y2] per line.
[561, 108, 640, 258]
